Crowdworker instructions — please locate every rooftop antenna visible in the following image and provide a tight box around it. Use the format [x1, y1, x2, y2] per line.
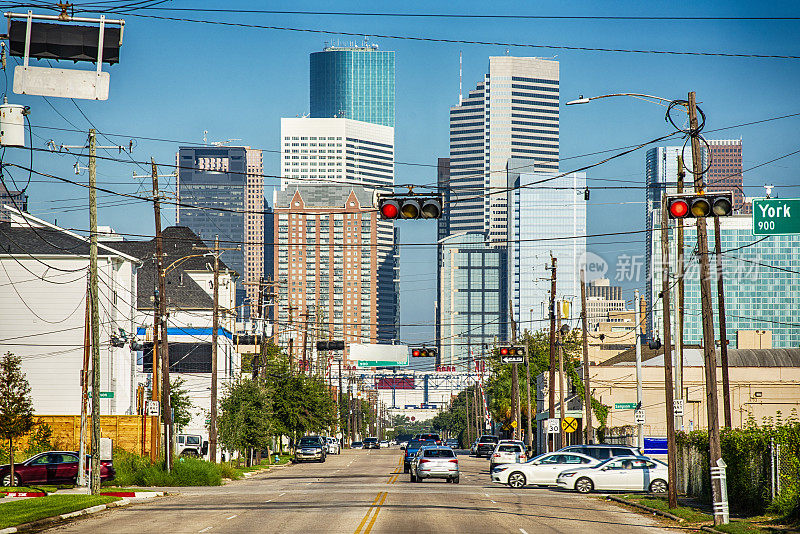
[459, 51, 463, 105]
[203, 130, 208, 145]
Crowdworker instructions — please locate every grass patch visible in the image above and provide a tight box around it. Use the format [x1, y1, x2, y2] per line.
[109, 451, 223, 487]
[620, 494, 713, 523]
[712, 520, 769, 534]
[98, 487, 156, 493]
[0, 485, 69, 493]
[0, 494, 120, 529]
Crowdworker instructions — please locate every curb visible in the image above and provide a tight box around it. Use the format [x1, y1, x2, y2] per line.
[0, 493, 163, 533]
[1, 492, 45, 498]
[99, 491, 163, 498]
[700, 527, 717, 533]
[605, 495, 686, 523]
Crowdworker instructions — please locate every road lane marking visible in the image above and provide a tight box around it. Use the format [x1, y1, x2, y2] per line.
[520, 529, 530, 534]
[225, 515, 237, 520]
[354, 492, 386, 534]
[279, 492, 286, 496]
[198, 528, 212, 533]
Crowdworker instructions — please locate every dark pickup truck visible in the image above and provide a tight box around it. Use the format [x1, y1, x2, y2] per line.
[475, 435, 500, 458]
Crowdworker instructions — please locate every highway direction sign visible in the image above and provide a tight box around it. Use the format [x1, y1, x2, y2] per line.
[753, 198, 800, 235]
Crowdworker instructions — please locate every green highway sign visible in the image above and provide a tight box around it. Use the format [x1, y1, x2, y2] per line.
[99, 391, 114, 399]
[753, 198, 800, 235]
[614, 402, 637, 410]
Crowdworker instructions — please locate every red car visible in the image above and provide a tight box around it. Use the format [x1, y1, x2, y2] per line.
[1, 451, 115, 486]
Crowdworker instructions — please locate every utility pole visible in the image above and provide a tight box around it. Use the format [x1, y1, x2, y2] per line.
[152, 158, 173, 473]
[465, 360, 471, 446]
[676, 156, 686, 431]
[547, 255, 557, 452]
[254, 277, 265, 379]
[78, 284, 90, 486]
[525, 340, 533, 450]
[634, 289, 644, 451]
[688, 91, 725, 526]
[509, 300, 519, 440]
[88, 129, 101, 495]
[714, 217, 732, 428]
[557, 305, 566, 449]
[150, 288, 160, 462]
[580, 269, 592, 445]
[660, 195, 679, 508]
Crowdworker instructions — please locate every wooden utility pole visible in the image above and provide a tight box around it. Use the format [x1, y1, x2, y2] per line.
[152, 159, 173, 472]
[557, 306, 566, 449]
[254, 277, 265, 379]
[714, 217, 732, 428]
[688, 92, 724, 525]
[210, 236, 220, 462]
[88, 129, 101, 494]
[465, 363, 471, 446]
[547, 255, 557, 451]
[509, 300, 519, 440]
[78, 285, 90, 486]
[676, 156, 686, 431]
[150, 291, 160, 461]
[525, 344, 533, 450]
[659, 196, 679, 508]
[579, 269, 592, 445]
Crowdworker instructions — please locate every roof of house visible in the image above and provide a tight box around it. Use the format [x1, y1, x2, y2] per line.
[605, 347, 800, 368]
[111, 226, 234, 310]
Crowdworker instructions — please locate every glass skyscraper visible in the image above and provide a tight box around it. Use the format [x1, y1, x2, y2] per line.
[651, 214, 800, 348]
[310, 45, 395, 127]
[437, 232, 507, 366]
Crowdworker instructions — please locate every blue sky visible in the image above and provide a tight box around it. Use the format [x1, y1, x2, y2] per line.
[4, 0, 800, 346]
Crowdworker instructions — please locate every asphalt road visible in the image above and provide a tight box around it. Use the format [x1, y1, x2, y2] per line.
[48, 448, 672, 533]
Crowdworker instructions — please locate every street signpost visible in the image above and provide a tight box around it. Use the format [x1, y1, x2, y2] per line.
[753, 198, 800, 235]
[546, 418, 560, 434]
[500, 354, 524, 364]
[614, 402, 637, 410]
[146, 400, 160, 417]
[634, 409, 646, 425]
[99, 391, 114, 399]
[674, 399, 685, 417]
[562, 417, 578, 433]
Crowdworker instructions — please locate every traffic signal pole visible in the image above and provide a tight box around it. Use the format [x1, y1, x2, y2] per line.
[676, 157, 686, 432]
[579, 269, 593, 445]
[88, 129, 101, 495]
[509, 301, 520, 440]
[547, 255, 557, 452]
[688, 92, 725, 526]
[714, 216, 732, 428]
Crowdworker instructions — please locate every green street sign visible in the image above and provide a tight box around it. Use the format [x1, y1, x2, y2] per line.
[753, 198, 800, 235]
[99, 391, 114, 399]
[614, 402, 637, 410]
[356, 360, 409, 368]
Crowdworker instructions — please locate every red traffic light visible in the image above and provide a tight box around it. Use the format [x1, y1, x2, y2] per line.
[412, 349, 421, 357]
[380, 200, 400, 219]
[500, 348, 509, 355]
[668, 199, 689, 218]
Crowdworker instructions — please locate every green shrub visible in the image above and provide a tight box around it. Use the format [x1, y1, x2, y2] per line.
[112, 450, 223, 487]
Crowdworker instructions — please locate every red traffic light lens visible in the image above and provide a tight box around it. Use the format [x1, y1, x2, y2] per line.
[669, 199, 689, 218]
[380, 201, 400, 219]
[412, 349, 421, 357]
[500, 348, 509, 355]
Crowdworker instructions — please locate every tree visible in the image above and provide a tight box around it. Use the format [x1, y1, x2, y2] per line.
[217, 378, 271, 465]
[170, 377, 193, 431]
[0, 353, 34, 486]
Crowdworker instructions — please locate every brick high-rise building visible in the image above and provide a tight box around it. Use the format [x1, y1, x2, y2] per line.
[706, 139, 748, 213]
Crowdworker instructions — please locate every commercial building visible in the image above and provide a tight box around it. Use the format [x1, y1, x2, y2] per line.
[273, 185, 398, 365]
[436, 232, 508, 367]
[651, 214, 800, 348]
[585, 278, 626, 330]
[0, 209, 138, 415]
[447, 56, 559, 242]
[706, 139, 747, 213]
[279, 117, 394, 192]
[310, 44, 395, 127]
[176, 145, 263, 318]
[508, 171, 586, 329]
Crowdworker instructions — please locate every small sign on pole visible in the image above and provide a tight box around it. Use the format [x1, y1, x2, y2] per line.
[615, 402, 637, 410]
[673, 399, 685, 417]
[546, 418, 560, 434]
[562, 417, 578, 434]
[146, 400, 160, 417]
[634, 409, 646, 425]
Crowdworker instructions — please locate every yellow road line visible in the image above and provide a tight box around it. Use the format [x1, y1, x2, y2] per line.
[363, 492, 387, 534]
[354, 492, 384, 534]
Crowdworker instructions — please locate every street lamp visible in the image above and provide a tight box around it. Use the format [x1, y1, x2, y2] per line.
[566, 93, 680, 107]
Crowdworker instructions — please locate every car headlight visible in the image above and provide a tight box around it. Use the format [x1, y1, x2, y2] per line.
[560, 472, 576, 478]
[492, 466, 509, 473]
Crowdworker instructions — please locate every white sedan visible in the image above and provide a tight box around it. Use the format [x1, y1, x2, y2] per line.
[491, 451, 598, 488]
[556, 456, 669, 494]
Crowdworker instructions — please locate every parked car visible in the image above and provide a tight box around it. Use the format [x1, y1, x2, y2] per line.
[489, 442, 527, 471]
[351, 441, 364, 449]
[379, 440, 390, 448]
[363, 437, 380, 449]
[556, 456, 668, 494]
[410, 446, 459, 483]
[294, 436, 327, 463]
[0, 451, 115, 486]
[559, 444, 641, 461]
[398, 440, 409, 450]
[445, 438, 459, 449]
[326, 437, 341, 455]
[491, 451, 598, 488]
[475, 435, 500, 458]
[403, 439, 437, 473]
[176, 434, 208, 458]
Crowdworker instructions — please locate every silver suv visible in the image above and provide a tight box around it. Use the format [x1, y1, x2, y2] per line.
[410, 446, 459, 484]
[295, 436, 327, 463]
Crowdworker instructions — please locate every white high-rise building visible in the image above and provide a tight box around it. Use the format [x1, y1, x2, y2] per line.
[509, 171, 587, 328]
[280, 117, 394, 192]
[447, 56, 559, 242]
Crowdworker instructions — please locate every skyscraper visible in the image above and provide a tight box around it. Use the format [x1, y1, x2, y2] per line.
[273, 185, 397, 364]
[706, 139, 748, 213]
[310, 44, 395, 127]
[448, 56, 559, 242]
[176, 146, 263, 316]
[509, 171, 586, 327]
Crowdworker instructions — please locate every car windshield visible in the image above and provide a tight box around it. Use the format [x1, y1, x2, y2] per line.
[299, 438, 320, 447]
[364, 438, 377, 443]
[423, 449, 455, 458]
[498, 445, 522, 453]
[186, 436, 201, 445]
[479, 436, 499, 443]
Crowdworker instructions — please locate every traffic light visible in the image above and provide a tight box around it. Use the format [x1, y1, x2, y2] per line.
[666, 192, 733, 219]
[499, 346, 525, 364]
[378, 195, 443, 220]
[411, 347, 436, 358]
[9, 19, 123, 64]
[317, 340, 345, 351]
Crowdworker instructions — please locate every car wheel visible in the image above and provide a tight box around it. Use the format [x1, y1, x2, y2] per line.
[2, 473, 21, 486]
[410, 473, 417, 483]
[508, 471, 526, 489]
[649, 479, 668, 494]
[453, 476, 459, 484]
[575, 477, 594, 494]
[403, 465, 409, 473]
